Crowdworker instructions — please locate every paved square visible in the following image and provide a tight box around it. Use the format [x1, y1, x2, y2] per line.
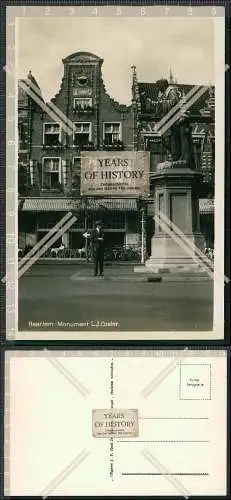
[18, 264, 213, 332]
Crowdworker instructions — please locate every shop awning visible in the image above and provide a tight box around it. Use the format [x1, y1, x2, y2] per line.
[19, 197, 214, 214]
[19, 197, 137, 212]
[85, 199, 137, 211]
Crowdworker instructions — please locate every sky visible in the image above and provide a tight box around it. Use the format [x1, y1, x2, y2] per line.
[17, 16, 215, 105]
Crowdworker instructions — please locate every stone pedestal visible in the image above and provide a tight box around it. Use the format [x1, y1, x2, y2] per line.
[145, 160, 205, 273]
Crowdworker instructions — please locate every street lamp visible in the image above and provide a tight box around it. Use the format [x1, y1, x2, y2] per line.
[136, 196, 146, 265]
[82, 196, 89, 261]
[141, 207, 145, 264]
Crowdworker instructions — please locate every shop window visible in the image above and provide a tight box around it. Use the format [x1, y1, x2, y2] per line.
[71, 215, 86, 230]
[42, 157, 61, 189]
[103, 123, 121, 144]
[43, 123, 61, 146]
[38, 212, 63, 229]
[73, 98, 92, 109]
[73, 123, 91, 146]
[87, 212, 125, 230]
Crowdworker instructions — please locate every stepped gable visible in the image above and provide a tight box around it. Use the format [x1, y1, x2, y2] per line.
[100, 77, 132, 113]
[40, 50, 131, 112]
[50, 51, 103, 105]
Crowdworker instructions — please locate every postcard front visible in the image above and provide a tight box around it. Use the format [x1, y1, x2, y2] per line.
[5, 5, 227, 340]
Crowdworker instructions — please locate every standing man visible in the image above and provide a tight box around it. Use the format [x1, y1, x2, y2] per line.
[91, 220, 105, 277]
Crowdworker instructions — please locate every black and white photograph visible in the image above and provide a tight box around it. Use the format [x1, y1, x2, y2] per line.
[5, 5, 226, 340]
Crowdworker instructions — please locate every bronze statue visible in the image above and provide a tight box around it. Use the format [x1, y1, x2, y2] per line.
[158, 86, 195, 168]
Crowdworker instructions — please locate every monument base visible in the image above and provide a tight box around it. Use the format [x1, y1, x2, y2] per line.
[136, 233, 205, 273]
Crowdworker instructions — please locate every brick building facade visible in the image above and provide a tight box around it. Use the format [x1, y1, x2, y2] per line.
[18, 51, 215, 258]
[131, 66, 215, 254]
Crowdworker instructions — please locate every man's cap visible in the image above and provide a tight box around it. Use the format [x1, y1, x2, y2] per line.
[96, 220, 102, 225]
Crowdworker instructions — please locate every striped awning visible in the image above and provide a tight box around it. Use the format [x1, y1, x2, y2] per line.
[19, 197, 137, 212]
[19, 197, 214, 214]
[86, 199, 137, 211]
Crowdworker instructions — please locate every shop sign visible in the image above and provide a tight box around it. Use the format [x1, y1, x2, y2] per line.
[81, 151, 150, 197]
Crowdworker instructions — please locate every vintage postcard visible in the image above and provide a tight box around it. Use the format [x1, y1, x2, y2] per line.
[4, 349, 227, 496]
[5, 5, 227, 340]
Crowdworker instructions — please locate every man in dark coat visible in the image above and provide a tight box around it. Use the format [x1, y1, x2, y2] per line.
[91, 221, 105, 277]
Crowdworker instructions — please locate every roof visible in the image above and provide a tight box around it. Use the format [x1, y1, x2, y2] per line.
[141, 121, 214, 136]
[18, 82, 29, 103]
[138, 81, 214, 116]
[62, 51, 103, 63]
[18, 71, 43, 104]
[27, 70, 41, 89]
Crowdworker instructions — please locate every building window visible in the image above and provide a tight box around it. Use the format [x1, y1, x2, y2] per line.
[77, 76, 88, 86]
[73, 98, 92, 110]
[18, 122, 28, 151]
[103, 123, 121, 145]
[42, 157, 61, 190]
[18, 164, 30, 195]
[37, 213, 63, 229]
[73, 123, 91, 146]
[43, 123, 61, 146]
[72, 157, 81, 192]
[211, 140, 215, 166]
[193, 139, 202, 170]
[19, 110, 28, 118]
[87, 212, 125, 230]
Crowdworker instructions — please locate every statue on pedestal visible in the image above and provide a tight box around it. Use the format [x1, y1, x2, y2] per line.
[170, 113, 195, 168]
[158, 85, 195, 169]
